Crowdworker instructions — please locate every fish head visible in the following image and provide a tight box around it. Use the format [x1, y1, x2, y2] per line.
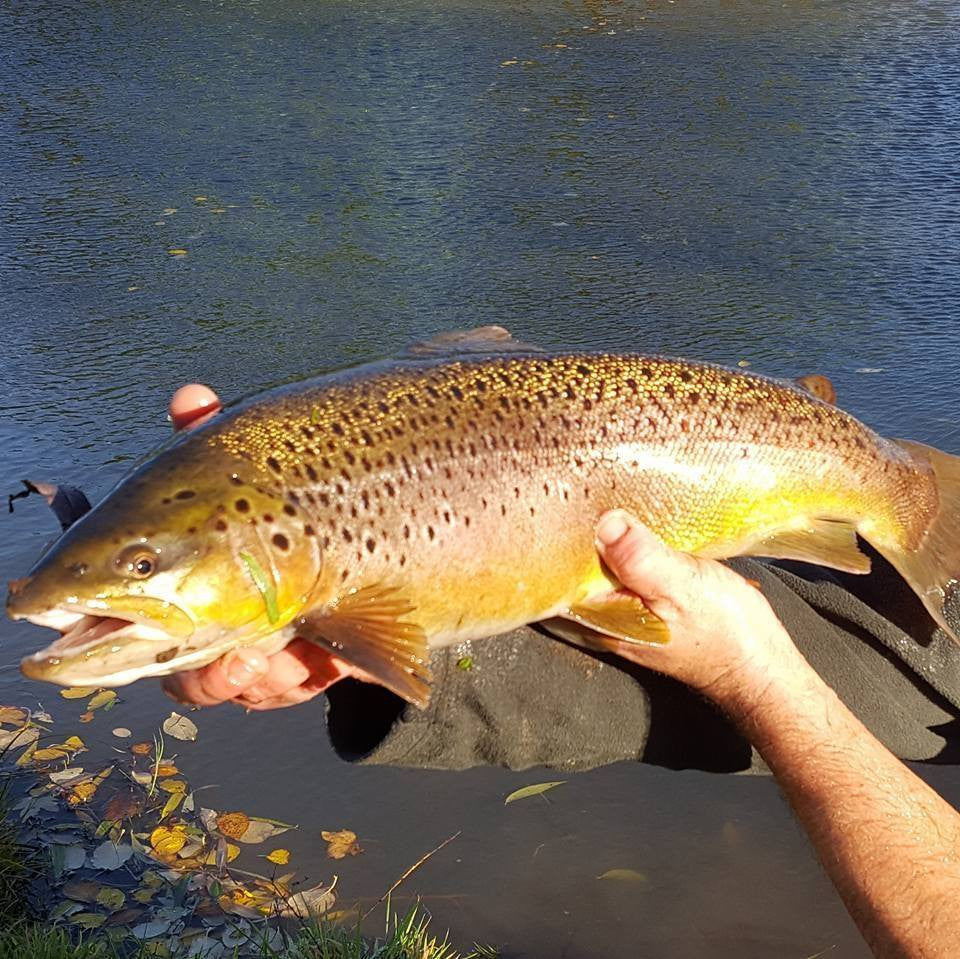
[7, 439, 323, 687]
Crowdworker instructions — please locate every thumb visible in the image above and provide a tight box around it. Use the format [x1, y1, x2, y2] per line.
[595, 510, 698, 604]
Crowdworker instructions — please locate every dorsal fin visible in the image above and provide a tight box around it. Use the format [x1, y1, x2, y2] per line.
[404, 326, 543, 357]
[795, 374, 837, 405]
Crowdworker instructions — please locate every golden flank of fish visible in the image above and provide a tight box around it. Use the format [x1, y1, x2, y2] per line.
[7, 327, 960, 706]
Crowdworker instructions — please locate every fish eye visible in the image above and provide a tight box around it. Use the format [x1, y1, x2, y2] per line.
[116, 546, 158, 579]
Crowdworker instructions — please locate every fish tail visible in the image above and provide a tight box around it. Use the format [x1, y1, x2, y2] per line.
[876, 440, 960, 643]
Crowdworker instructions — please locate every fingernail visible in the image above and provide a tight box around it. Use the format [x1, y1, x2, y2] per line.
[596, 510, 630, 547]
[224, 649, 266, 687]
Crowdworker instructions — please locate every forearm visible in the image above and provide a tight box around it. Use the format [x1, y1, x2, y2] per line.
[716, 632, 960, 958]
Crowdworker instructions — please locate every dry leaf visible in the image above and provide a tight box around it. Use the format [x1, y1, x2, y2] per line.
[88, 690, 117, 710]
[59, 688, 97, 700]
[150, 825, 188, 857]
[131, 742, 152, 756]
[111, 728, 131, 738]
[321, 829, 361, 859]
[158, 778, 187, 794]
[104, 789, 142, 821]
[216, 811, 250, 840]
[265, 848, 290, 865]
[504, 781, 565, 805]
[78, 712, 95, 723]
[281, 878, 337, 918]
[162, 712, 197, 741]
[156, 763, 178, 777]
[68, 781, 98, 805]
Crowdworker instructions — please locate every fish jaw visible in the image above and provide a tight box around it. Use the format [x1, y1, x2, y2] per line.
[14, 601, 292, 688]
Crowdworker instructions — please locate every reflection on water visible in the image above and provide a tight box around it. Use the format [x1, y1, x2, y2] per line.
[2, 0, 958, 954]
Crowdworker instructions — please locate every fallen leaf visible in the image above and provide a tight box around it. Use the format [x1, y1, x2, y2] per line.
[156, 763, 178, 776]
[131, 742, 152, 755]
[321, 829, 361, 859]
[105, 907, 145, 926]
[168, 248, 188, 256]
[69, 912, 107, 929]
[62, 879, 102, 903]
[504, 781, 566, 805]
[162, 712, 198, 741]
[160, 790, 185, 820]
[0, 725, 38, 750]
[265, 848, 290, 865]
[48, 766, 85, 785]
[238, 817, 290, 844]
[194, 196, 208, 202]
[597, 868, 649, 883]
[158, 778, 187, 794]
[88, 690, 117, 710]
[60, 687, 97, 699]
[78, 712, 95, 723]
[150, 825, 188, 857]
[96, 887, 126, 912]
[281, 878, 337, 918]
[67, 781, 99, 805]
[129, 918, 173, 938]
[112, 728, 131, 738]
[216, 811, 250, 840]
[90, 841, 133, 871]
[162, 207, 178, 215]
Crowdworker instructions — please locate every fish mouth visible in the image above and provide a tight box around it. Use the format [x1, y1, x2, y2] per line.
[19, 606, 187, 686]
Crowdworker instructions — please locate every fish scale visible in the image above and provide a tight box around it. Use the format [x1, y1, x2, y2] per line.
[8, 329, 960, 706]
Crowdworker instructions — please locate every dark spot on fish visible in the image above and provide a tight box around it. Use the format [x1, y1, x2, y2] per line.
[156, 647, 179, 664]
[362, 458, 372, 473]
[361, 430, 373, 446]
[272, 533, 289, 551]
[319, 492, 330, 507]
[342, 528, 353, 543]
[501, 504, 507, 516]
[283, 503, 296, 516]
[451, 386, 464, 401]
[235, 499, 250, 513]
[427, 525, 436, 540]
[577, 364, 590, 376]
[332, 422, 344, 436]
[344, 451, 356, 465]
[365, 537, 376, 553]
[688, 391, 700, 404]
[341, 569, 349, 582]
[443, 510, 451, 524]
[262, 513, 273, 524]
[187, 527, 196, 535]
[215, 519, 228, 531]
[305, 464, 318, 482]
[399, 554, 407, 567]
[266, 456, 282, 474]
[679, 370, 693, 383]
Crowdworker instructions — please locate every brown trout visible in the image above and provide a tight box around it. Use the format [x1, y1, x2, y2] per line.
[7, 327, 960, 706]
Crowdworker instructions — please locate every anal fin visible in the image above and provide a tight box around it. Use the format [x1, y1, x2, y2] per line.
[295, 586, 431, 709]
[750, 519, 871, 574]
[558, 592, 670, 647]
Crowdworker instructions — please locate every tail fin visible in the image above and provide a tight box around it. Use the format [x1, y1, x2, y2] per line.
[882, 440, 960, 643]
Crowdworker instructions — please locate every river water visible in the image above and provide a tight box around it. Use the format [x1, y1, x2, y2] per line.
[2, 1, 959, 955]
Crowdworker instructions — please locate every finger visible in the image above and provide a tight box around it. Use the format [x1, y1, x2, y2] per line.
[595, 509, 700, 604]
[231, 647, 315, 704]
[237, 685, 323, 711]
[163, 668, 228, 708]
[169, 383, 222, 431]
[170, 648, 270, 705]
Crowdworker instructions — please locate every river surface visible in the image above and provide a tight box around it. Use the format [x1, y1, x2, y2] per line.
[2, 1, 959, 955]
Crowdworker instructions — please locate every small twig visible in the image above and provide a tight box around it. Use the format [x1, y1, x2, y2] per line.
[361, 830, 461, 922]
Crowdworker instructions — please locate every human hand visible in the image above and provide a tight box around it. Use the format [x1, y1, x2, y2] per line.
[162, 383, 359, 710]
[594, 509, 805, 713]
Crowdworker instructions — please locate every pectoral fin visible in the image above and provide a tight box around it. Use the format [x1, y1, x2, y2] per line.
[296, 586, 431, 709]
[749, 519, 870, 574]
[560, 592, 670, 646]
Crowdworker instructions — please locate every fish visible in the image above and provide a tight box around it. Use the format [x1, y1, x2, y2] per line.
[7, 326, 960, 707]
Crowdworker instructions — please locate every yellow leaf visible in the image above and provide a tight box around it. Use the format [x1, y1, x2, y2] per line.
[60, 688, 97, 699]
[203, 843, 240, 866]
[194, 196, 208, 202]
[132, 887, 158, 904]
[88, 690, 117, 710]
[266, 848, 290, 865]
[67, 781, 98, 804]
[321, 829, 362, 860]
[160, 791, 184, 820]
[150, 825, 188, 857]
[216, 811, 250, 840]
[158, 778, 187, 794]
[168, 248, 188, 256]
[156, 763, 178, 777]
[63, 735, 84, 750]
